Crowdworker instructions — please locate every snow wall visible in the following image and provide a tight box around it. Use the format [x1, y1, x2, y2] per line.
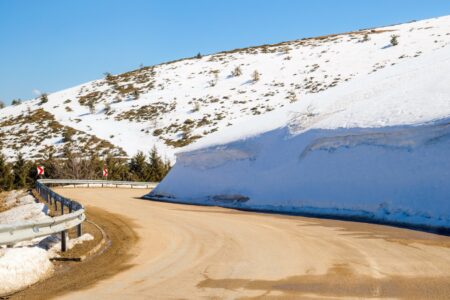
[146, 118, 450, 231]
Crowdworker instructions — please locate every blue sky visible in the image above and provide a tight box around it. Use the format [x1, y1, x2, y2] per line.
[1, 0, 449, 105]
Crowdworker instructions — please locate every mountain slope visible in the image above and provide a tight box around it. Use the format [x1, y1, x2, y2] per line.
[1, 15, 450, 161]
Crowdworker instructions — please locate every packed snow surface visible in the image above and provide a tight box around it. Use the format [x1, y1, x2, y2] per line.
[148, 36, 450, 229]
[0, 247, 53, 295]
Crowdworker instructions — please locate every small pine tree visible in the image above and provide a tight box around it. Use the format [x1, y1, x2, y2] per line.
[148, 146, 165, 181]
[252, 70, 260, 82]
[196, 52, 202, 59]
[0, 154, 14, 191]
[39, 93, 48, 105]
[133, 89, 140, 100]
[362, 33, 370, 42]
[0, 101, 4, 109]
[231, 66, 242, 77]
[104, 72, 114, 81]
[163, 158, 172, 176]
[12, 99, 22, 106]
[390, 34, 399, 46]
[13, 153, 32, 188]
[104, 156, 132, 181]
[87, 101, 96, 114]
[129, 151, 149, 181]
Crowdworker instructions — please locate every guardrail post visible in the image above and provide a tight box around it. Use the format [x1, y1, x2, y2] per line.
[77, 224, 82, 237]
[61, 231, 67, 252]
[61, 201, 64, 215]
[54, 197, 58, 211]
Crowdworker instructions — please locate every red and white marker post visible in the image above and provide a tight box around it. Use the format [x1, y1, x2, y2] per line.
[103, 165, 108, 180]
[37, 165, 45, 177]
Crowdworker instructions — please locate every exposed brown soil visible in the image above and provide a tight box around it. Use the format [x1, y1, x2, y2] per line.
[0, 192, 7, 213]
[8, 205, 139, 300]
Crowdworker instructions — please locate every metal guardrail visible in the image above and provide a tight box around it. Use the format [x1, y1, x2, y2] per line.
[40, 179, 157, 189]
[0, 180, 85, 251]
[0, 179, 157, 251]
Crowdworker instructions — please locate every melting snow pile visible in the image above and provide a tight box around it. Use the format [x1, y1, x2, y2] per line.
[0, 195, 51, 224]
[0, 247, 53, 295]
[147, 42, 450, 230]
[0, 191, 93, 295]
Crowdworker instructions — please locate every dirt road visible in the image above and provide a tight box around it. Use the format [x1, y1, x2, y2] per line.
[47, 188, 450, 299]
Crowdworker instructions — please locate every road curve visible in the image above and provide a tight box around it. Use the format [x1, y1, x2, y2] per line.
[53, 188, 450, 299]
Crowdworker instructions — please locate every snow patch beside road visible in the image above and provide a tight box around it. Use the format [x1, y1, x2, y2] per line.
[0, 191, 93, 295]
[0, 247, 53, 295]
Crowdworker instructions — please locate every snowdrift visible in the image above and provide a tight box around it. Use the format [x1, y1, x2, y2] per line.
[146, 45, 450, 231]
[147, 120, 450, 230]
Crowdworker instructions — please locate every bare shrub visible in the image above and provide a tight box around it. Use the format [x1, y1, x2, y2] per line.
[231, 66, 242, 77]
[208, 70, 219, 87]
[87, 101, 96, 114]
[286, 90, 297, 103]
[252, 70, 260, 82]
[192, 102, 200, 112]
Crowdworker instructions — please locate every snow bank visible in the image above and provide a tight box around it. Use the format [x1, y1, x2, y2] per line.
[0, 247, 53, 295]
[146, 45, 450, 231]
[0, 202, 51, 224]
[38, 233, 94, 257]
[0, 191, 93, 295]
[0, 192, 54, 295]
[0, 233, 94, 296]
[150, 120, 450, 229]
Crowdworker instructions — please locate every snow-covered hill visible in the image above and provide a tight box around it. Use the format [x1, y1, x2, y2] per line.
[145, 16, 450, 230]
[1, 15, 449, 162]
